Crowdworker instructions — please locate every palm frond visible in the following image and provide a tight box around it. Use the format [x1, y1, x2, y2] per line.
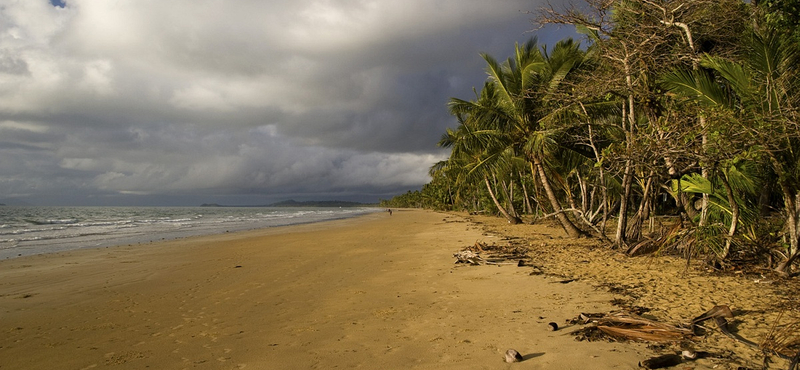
[660, 68, 732, 108]
[700, 55, 753, 107]
[481, 53, 514, 106]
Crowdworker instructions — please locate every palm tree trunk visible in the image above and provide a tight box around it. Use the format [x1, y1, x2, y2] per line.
[520, 172, 534, 215]
[534, 158, 583, 237]
[506, 181, 518, 218]
[485, 176, 521, 224]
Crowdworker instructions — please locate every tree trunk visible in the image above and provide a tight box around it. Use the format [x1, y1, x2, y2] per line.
[698, 117, 710, 227]
[587, 119, 608, 234]
[498, 178, 519, 219]
[534, 158, 583, 237]
[627, 171, 654, 241]
[613, 55, 641, 248]
[520, 172, 534, 215]
[578, 173, 590, 216]
[719, 173, 739, 260]
[775, 186, 799, 274]
[615, 95, 635, 248]
[485, 176, 521, 224]
[679, 191, 699, 220]
[769, 155, 798, 274]
[758, 183, 772, 217]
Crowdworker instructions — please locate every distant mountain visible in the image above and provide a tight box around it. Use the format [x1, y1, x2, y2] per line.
[200, 200, 374, 208]
[267, 200, 371, 207]
[0, 199, 31, 206]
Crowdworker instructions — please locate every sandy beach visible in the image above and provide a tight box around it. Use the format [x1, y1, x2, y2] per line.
[1, 209, 796, 369]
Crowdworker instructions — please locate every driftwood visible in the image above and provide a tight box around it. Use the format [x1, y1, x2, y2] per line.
[453, 250, 484, 265]
[582, 311, 694, 343]
[454, 241, 530, 266]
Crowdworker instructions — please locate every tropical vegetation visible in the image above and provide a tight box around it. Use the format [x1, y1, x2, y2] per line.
[381, 0, 800, 276]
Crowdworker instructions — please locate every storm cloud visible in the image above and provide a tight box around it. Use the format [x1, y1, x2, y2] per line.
[0, 0, 573, 205]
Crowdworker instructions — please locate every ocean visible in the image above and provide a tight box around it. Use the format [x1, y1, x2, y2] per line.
[0, 206, 380, 260]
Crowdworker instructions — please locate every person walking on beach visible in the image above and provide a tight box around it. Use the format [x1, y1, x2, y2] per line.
[387, 209, 393, 216]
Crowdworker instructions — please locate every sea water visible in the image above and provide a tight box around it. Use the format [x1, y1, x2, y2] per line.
[0, 206, 380, 260]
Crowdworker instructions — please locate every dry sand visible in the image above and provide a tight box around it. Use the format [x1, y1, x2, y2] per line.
[1, 209, 797, 369]
[472, 213, 800, 370]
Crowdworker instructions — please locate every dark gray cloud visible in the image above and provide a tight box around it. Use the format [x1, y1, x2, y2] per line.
[0, 0, 575, 205]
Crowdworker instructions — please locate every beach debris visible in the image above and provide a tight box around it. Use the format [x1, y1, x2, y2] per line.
[572, 305, 800, 369]
[570, 306, 737, 343]
[454, 241, 531, 266]
[571, 311, 693, 343]
[453, 250, 484, 265]
[693, 306, 800, 366]
[504, 349, 524, 363]
[547, 322, 559, 331]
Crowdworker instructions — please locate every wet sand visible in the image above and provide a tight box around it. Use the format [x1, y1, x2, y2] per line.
[3, 209, 794, 369]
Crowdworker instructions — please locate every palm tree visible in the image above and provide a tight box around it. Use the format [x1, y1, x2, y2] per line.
[449, 38, 587, 236]
[439, 91, 523, 224]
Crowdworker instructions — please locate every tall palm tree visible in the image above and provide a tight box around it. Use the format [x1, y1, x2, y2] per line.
[440, 89, 523, 224]
[449, 38, 586, 236]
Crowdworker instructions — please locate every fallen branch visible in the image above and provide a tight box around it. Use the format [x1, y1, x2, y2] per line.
[454, 241, 531, 266]
[572, 310, 694, 343]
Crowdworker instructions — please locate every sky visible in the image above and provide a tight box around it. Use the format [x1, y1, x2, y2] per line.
[0, 0, 576, 206]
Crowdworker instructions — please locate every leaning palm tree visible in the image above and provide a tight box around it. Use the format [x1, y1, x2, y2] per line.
[474, 38, 586, 236]
[439, 94, 523, 224]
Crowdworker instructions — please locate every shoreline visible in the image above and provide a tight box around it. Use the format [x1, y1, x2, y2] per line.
[0, 206, 382, 261]
[1, 209, 795, 369]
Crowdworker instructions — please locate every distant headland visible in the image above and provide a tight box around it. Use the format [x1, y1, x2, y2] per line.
[200, 200, 375, 208]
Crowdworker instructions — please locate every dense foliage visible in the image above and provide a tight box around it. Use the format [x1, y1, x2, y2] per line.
[384, 0, 800, 275]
